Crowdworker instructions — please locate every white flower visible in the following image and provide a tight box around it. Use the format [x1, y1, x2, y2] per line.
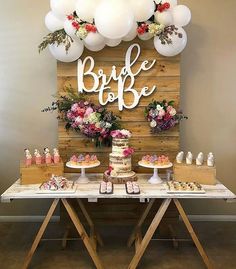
[169, 108, 176, 116]
[120, 129, 131, 138]
[150, 120, 157, 128]
[77, 27, 88, 39]
[86, 112, 100, 124]
[105, 122, 112, 129]
[156, 105, 163, 111]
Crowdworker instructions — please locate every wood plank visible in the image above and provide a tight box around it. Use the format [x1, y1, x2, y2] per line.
[59, 136, 179, 152]
[58, 121, 179, 138]
[57, 60, 180, 77]
[58, 76, 180, 93]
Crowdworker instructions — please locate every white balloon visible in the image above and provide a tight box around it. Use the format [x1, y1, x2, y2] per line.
[172, 5, 191, 27]
[76, 0, 101, 23]
[166, 0, 178, 10]
[85, 42, 106, 51]
[129, 0, 155, 22]
[154, 27, 187, 57]
[64, 18, 77, 38]
[84, 32, 105, 47]
[122, 22, 137, 42]
[155, 11, 173, 26]
[105, 38, 121, 47]
[49, 39, 84, 62]
[50, 0, 76, 18]
[95, 0, 134, 39]
[45, 11, 64, 32]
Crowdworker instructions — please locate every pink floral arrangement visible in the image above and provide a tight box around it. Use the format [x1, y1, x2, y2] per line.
[42, 88, 120, 147]
[111, 129, 132, 139]
[145, 100, 187, 133]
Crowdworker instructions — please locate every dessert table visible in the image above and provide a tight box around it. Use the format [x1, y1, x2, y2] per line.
[1, 174, 235, 269]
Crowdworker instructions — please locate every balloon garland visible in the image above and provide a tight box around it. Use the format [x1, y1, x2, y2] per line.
[39, 0, 191, 62]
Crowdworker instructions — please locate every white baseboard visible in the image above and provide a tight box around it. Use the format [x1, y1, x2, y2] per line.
[0, 215, 60, 222]
[180, 215, 236, 222]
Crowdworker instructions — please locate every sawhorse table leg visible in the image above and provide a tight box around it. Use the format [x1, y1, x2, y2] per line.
[127, 198, 213, 269]
[22, 198, 104, 269]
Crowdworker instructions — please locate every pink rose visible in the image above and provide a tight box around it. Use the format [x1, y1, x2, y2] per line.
[158, 109, 165, 117]
[84, 107, 93, 117]
[71, 103, 79, 112]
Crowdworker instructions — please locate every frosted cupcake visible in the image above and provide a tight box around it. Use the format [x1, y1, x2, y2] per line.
[70, 155, 78, 165]
[44, 148, 52, 164]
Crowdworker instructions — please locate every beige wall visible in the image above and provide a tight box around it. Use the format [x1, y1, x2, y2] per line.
[0, 0, 235, 217]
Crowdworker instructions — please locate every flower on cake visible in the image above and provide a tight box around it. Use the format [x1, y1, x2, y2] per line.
[123, 147, 135, 157]
[145, 100, 187, 133]
[111, 129, 132, 139]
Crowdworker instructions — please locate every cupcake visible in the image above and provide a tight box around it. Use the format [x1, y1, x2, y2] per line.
[44, 148, 52, 164]
[70, 155, 78, 165]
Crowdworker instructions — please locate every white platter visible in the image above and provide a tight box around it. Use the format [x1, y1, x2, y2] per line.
[37, 181, 77, 194]
[138, 162, 173, 169]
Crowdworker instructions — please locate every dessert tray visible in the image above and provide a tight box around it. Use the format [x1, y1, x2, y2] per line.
[37, 176, 77, 194]
[99, 181, 114, 194]
[125, 181, 140, 195]
[138, 161, 173, 184]
[166, 181, 206, 194]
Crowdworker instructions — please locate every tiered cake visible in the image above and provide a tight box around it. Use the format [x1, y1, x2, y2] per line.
[104, 130, 137, 183]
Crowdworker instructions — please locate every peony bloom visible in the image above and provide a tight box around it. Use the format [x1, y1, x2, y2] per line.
[75, 116, 83, 125]
[150, 120, 157, 128]
[84, 107, 93, 117]
[158, 108, 166, 117]
[156, 105, 163, 111]
[169, 108, 176, 116]
[71, 103, 79, 112]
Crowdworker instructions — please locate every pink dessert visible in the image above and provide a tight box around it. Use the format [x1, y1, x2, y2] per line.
[35, 156, 42, 165]
[45, 156, 52, 164]
[25, 158, 32, 166]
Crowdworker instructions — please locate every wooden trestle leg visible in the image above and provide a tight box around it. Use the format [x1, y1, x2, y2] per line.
[173, 199, 213, 269]
[128, 198, 172, 269]
[127, 198, 156, 248]
[22, 198, 59, 269]
[77, 198, 104, 248]
[61, 199, 104, 269]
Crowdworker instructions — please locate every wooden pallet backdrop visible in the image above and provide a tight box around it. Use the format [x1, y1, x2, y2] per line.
[58, 39, 180, 174]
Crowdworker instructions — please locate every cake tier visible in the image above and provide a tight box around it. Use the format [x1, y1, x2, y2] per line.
[109, 154, 131, 172]
[112, 138, 129, 155]
[103, 170, 137, 184]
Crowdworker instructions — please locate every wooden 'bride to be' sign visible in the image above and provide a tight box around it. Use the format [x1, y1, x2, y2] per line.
[58, 39, 180, 174]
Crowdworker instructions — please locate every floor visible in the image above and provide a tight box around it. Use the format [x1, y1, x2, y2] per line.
[0, 222, 235, 269]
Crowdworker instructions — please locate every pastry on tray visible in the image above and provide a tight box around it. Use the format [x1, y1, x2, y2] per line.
[40, 175, 70, 191]
[140, 154, 170, 166]
[99, 181, 113, 194]
[125, 181, 140, 194]
[68, 154, 99, 166]
[166, 181, 204, 193]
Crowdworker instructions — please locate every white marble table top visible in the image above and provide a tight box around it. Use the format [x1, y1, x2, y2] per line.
[1, 174, 236, 203]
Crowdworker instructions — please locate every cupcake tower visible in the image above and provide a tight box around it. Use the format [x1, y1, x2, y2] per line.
[24, 148, 60, 166]
[66, 154, 100, 184]
[139, 154, 173, 184]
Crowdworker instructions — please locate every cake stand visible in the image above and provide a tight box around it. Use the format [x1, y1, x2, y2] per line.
[66, 162, 100, 183]
[138, 161, 173, 184]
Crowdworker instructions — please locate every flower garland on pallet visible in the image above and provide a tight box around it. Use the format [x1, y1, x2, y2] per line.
[145, 100, 187, 133]
[42, 86, 120, 147]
